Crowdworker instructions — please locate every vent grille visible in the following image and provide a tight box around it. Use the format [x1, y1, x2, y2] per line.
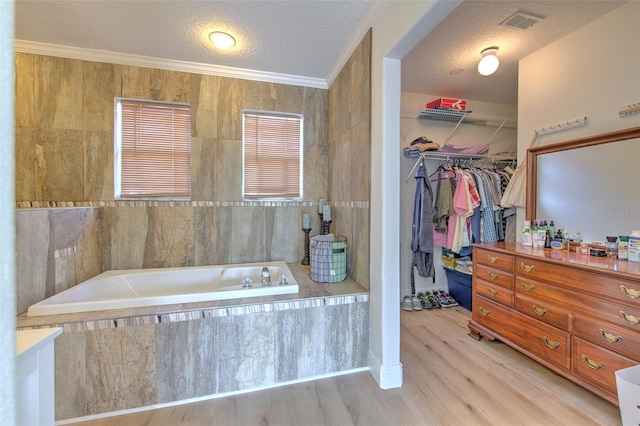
[500, 10, 546, 31]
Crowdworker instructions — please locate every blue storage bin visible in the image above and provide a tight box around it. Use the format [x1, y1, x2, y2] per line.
[444, 267, 472, 311]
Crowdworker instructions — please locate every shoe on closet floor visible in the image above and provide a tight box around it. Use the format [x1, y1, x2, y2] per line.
[411, 295, 423, 311]
[432, 290, 454, 307]
[417, 292, 433, 309]
[425, 291, 441, 309]
[445, 291, 459, 307]
[402, 295, 414, 311]
[435, 290, 458, 307]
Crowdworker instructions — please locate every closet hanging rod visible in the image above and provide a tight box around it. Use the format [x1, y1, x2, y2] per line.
[404, 152, 516, 182]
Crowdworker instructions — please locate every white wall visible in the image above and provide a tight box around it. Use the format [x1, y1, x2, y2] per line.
[517, 1, 640, 239]
[369, 0, 459, 389]
[1, 0, 16, 424]
[399, 93, 517, 296]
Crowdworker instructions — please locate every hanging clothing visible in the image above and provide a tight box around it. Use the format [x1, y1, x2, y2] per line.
[431, 164, 515, 252]
[411, 163, 435, 281]
[433, 175, 455, 233]
[501, 160, 526, 208]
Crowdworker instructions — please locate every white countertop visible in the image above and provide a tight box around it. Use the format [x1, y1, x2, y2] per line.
[16, 328, 63, 358]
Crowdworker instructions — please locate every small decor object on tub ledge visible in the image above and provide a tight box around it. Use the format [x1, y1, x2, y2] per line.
[321, 204, 332, 235]
[310, 234, 347, 283]
[300, 227, 311, 265]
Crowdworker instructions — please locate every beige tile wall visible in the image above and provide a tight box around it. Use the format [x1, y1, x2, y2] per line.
[15, 207, 102, 314]
[14, 30, 372, 309]
[327, 30, 371, 288]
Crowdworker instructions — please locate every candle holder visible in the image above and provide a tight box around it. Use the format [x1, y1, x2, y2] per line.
[301, 228, 311, 265]
[321, 220, 332, 235]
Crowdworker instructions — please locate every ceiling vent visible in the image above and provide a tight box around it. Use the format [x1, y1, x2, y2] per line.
[500, 10, 546, 31]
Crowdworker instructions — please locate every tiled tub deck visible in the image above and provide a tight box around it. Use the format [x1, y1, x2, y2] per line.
[17, 264, 369, 421]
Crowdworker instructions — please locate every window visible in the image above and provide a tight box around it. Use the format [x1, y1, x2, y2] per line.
[115, 98, 191, 199]
[243, 110, 303, 200]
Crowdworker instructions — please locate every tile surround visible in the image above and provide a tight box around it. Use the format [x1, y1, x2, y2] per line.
[18, 265, 368, 421]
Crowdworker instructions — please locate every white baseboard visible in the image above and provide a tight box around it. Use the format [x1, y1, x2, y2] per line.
[368, 350, 403, 389]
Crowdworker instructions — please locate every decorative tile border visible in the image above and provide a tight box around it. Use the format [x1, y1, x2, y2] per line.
[17, 293, 369, 333]
[16, 200, 370, 209]
[55, 246, 77, 258]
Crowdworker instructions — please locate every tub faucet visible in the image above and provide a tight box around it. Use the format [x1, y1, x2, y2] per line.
[261, 267, 271, 285]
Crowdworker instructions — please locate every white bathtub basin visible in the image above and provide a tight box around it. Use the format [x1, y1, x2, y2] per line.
[27, 261, 299, 316]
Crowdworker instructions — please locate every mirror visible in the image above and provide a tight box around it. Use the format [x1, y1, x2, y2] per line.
[526, 126, 640, 243]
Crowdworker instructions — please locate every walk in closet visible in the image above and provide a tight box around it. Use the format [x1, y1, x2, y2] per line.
[399, 97, 518, 300]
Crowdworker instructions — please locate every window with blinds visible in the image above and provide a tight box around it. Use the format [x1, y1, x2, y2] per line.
[115, 99, 191, 199]
[243, 111, 303, 200]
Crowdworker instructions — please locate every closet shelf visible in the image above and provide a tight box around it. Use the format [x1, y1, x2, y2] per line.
[401, 106, 517, 146]
[418, 108, 517, 128]
[406, 151, 516, 162]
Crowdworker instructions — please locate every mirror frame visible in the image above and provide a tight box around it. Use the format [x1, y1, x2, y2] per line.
[525, 125, 640, 221]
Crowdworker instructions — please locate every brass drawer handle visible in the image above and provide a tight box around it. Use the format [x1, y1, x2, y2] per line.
[542, 336, 561, 349]
[487, 271, 499, 280]
[619, 311, 640, 326]
[520, 263, 535, 273]
[487, 288, 499, 296]
[620, 285, 640, 299]
[532, 305, 548, 316]
[581, 354, 605, 370]
[487, 255, 499, 264]
[519, 281, 535, 292]
[479, 307, 491, 316]
[599, 329, 622, 344]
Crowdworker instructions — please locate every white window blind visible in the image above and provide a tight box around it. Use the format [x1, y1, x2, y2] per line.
[243, 111, 303, 199]
[115, 99, 191, 199]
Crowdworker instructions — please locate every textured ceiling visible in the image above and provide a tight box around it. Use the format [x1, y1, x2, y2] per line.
[14, 0, 376, 83]
[15, 0, 628, 105]
[402, 0, 628, 105]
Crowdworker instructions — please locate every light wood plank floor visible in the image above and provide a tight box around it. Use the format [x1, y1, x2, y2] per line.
[69, 307, 621, 425]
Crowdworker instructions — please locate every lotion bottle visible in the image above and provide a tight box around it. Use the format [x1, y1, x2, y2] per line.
[521, 220, 533, 247]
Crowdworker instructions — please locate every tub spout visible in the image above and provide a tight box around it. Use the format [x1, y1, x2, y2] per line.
[261, 267, 271, 285]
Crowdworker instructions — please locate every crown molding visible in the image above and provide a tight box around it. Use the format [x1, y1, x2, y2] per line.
[14, 39, 328, 89]
[325, 0, 384, 87]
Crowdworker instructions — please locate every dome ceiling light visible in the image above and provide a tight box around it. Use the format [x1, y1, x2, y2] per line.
[209, 31, 236, 50]
[478, 46, 499, 76]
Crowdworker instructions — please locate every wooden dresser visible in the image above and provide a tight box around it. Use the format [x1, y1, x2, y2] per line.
[468, 242, 640, 405]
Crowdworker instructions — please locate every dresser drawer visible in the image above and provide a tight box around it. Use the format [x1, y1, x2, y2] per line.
[581, 298, 640, 333]
[475, 265, 513, 290]
[475, 280, 513, 307]
[516, 274, 640, 333]
[515, 276, 570, 306]
[474, 296, 570, 370]
[573, 337, 637, 396]
[476, 248, 513, 272]
[574, 314, 640, 361]
[515, 294, 571, 330]
[516, 257, 640, 307]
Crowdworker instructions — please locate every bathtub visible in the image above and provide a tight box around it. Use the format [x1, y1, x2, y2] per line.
[27, 261, 299, 316]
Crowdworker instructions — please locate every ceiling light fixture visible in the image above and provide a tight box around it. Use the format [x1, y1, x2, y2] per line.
[209, 31, 236, 50]
[478, 46, 499, 76]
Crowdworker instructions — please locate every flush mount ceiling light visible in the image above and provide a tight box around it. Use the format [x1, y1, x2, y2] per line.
[209, 31, 236, 50]
[478, 46, 499, 76]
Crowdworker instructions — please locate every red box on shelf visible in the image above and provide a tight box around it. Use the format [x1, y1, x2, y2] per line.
[426, 97, 467, 111]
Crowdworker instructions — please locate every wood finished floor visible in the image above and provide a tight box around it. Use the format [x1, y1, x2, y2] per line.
[68, 307, 621, 425]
